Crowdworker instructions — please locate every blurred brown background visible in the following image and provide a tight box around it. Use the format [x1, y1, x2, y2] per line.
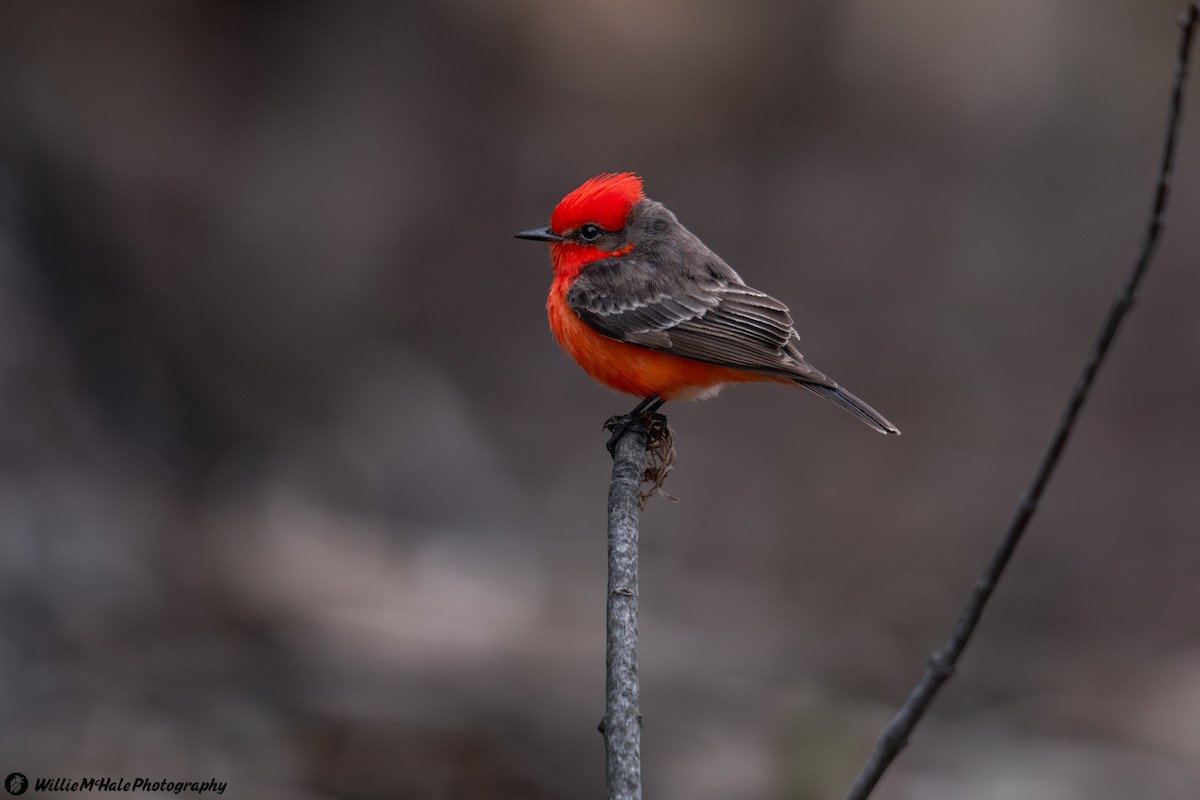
[1, 1, 1199, 798]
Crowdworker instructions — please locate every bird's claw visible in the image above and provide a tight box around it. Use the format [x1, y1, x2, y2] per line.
[604, 412, 650, 457]
[604, 409, 670, 454]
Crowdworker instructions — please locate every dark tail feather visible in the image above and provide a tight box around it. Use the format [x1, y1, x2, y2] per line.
[800, 382, 901, 436]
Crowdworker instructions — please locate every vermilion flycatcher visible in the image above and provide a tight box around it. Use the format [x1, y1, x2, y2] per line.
[516, 172, 899, 435]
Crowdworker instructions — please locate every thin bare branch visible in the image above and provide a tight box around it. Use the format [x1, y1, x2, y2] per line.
[843, 6, 1200, 799]
[600, 415, 649, 800]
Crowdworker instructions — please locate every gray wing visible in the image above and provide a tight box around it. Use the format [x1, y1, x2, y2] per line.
[565, 251, 836, 387]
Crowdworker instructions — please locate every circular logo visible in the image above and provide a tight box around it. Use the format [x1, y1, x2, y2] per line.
[3, 773, 27, 796]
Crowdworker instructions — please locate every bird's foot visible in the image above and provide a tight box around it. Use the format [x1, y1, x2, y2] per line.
[604, 411, 651, 457]
[604, 395, 665, 456]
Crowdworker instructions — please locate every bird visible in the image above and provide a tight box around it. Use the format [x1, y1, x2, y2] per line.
[515, 172, 899, 436]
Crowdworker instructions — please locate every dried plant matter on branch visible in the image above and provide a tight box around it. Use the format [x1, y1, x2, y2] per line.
[605, 411, 677, 509]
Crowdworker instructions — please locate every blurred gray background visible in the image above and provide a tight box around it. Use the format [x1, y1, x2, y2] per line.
[2, 1, 1199, 798]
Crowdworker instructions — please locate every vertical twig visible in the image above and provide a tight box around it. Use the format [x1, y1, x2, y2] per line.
[843, 6, 1200, 800]
[601, 421, 647, 800]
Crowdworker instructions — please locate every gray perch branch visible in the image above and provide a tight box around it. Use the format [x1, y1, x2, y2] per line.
[843, 5, 1200, 799]
[601, 418, 648, 800]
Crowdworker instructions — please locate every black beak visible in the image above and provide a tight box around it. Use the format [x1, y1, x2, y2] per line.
[514, 227, 564, 242]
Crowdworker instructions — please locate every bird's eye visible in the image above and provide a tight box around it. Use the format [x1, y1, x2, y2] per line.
[578, 224, 602, 242]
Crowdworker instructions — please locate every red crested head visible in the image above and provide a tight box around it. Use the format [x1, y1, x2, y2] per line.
[550, 172, 644, 235]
